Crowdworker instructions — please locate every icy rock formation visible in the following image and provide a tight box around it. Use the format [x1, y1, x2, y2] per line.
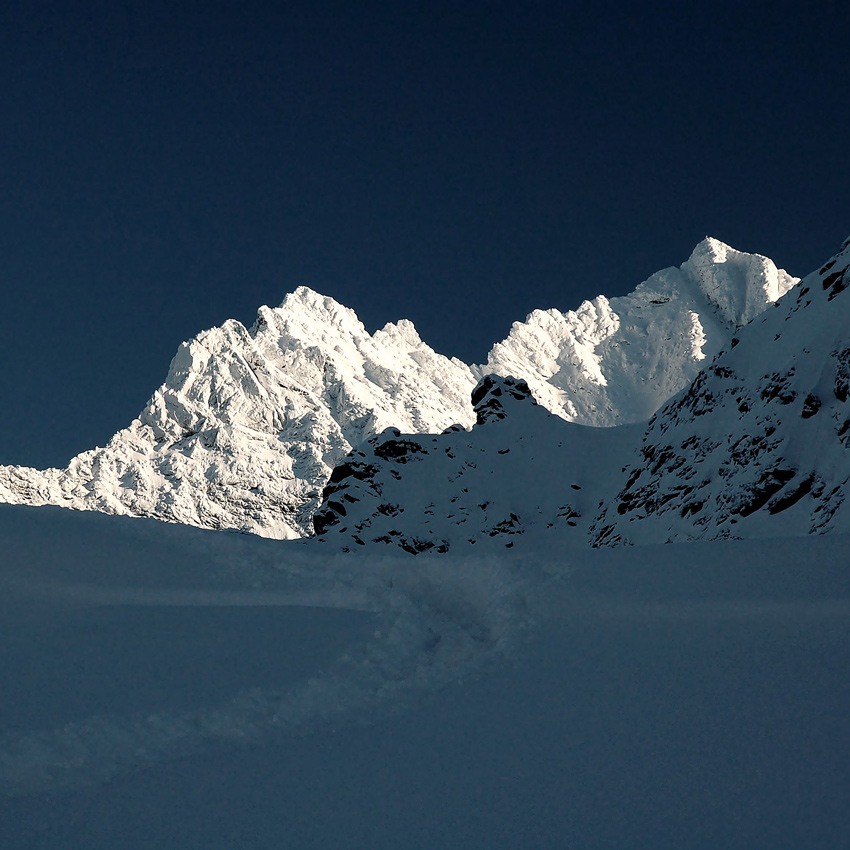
[0, 289, 478, 538]
[593, 235, 850, 545]
[312, 375, 636, 554]
[0, 240, 797, 538]
[486, 238, 798, 426]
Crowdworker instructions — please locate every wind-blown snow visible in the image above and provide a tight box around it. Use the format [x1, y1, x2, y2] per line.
[0, 239, 796, 539]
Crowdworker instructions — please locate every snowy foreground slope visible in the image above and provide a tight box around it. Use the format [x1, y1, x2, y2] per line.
[2, 503, 850, 849]
[0, 239, 795, 538]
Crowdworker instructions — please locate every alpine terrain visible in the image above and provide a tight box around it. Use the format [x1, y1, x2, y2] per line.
[313, 235, 850, 555]
[0, 239, 796, 539]
[3, 237, 850, 850]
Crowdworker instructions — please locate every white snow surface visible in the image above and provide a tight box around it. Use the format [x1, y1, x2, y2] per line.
[0, 288, 478, 539]
[2, 503, 849, 848]
[485, 237, 797, 425]
[0, 239, 796, 539]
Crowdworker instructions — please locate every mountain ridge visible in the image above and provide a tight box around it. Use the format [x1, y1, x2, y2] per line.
[0, 238, 797, 538]
[311, 235, 850, 555]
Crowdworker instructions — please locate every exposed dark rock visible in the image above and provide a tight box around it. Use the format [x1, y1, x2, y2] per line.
[735, 467, 797, 517]
[801, 394, 821, 418]
[471, 375, 537, 424]
[767, 475, 815, 514]
[374, 438, 428, 463]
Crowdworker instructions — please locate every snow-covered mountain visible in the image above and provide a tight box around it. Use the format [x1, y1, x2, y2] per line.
[313, 235, 850, 555]
[593, 234, 850, 546]
[0, 289, 478, 538]
[0, 239, 796, 538]
[485, 237, 798, 425]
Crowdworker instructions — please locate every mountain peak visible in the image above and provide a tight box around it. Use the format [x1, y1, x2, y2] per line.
[690, 236, 734, 261]
[681, 236, 798, 327]
[269, 286, 367, 337]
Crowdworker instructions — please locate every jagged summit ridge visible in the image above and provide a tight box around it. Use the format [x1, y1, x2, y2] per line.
[0, 292, 479, 538]
[686, 237, 796, 326]
[310, 234, 850, 555]
[486, 237, 797, 426]
[0, 239, 798, 538]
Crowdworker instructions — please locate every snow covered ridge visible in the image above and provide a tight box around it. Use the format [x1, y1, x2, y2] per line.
[0, 239, 796, 538]
[593, 234, 850, 545]
[0, 291, 478, 539]
[485, 237, 798, 426]
[312, 374, 639, 554]
[315, 235, 850, 554]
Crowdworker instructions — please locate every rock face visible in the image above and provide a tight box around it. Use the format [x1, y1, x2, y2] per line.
[0, 239, 797, 538]
[312, 375, 636, 554]
[592, 235, 850, 546]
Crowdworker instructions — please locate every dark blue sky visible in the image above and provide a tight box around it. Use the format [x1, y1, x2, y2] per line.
[1, 0, 848, 467]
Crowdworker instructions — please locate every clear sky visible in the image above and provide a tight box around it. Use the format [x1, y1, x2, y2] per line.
[1, 0, 848, 468]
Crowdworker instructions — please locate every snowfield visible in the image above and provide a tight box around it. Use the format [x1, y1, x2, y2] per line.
[2, 503, 849, 848]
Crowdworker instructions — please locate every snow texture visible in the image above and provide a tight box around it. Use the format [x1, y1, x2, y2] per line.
[484, 237, 797, 425]
[312, 374, 637, 555]
[316, 235, 850, 555]
[594, 234, 850, 545]
[0, 504, 538, 797]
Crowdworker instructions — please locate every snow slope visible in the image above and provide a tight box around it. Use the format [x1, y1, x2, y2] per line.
[2, 503, 849, 849]
[312, 375, 637, 555]
[0, 240, 795, 539]
[594, 234, 850, 545]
